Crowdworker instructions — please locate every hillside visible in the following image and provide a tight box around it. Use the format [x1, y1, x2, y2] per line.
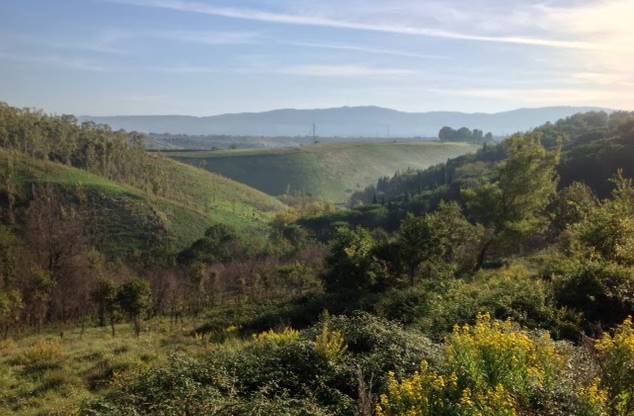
[82, 105, 607, 137]
[0, 149, 284, 257]
[168, 141, 478, 203]
[0, 104, 286, 258]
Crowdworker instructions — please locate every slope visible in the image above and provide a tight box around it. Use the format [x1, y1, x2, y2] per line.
[168, 142, 478, 203]
[0, 149, 285, 257]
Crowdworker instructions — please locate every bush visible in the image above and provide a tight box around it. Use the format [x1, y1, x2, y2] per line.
[15, 338, 65, 373]
[553, 259, 634, 329]
[83, 313, 439, 416]
[252, 327, 300, 347]
[595, 317, 634, 415]
[412, 264, 576, 339]
[376, 314, 566, 416]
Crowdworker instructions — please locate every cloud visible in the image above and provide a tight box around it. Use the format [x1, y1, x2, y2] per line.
[148, 30, 260, 45]
[106, 0, 599, 50]
[281, 64, 416, 77]
[285, 41, 448, 60]
[0, 51, 109, 72]
[427, 86, 631, 108]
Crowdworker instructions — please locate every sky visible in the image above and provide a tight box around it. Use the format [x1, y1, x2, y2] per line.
[0, 0, 633, 115]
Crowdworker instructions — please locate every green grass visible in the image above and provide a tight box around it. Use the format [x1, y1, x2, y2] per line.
[0, 150, 285, 255]
[0, 318, 219, 415]
[169, 142, 479, 203]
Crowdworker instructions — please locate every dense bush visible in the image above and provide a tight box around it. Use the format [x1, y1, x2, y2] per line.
[376, 314, 583, 416]
[595, 317, 634, 415]
[83, 313, 438, 415]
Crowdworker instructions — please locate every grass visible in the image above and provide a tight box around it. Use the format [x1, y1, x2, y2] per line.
[0, 150, 285, 255]
[169, 141, 479, 203]
[0, 317, 222, 415]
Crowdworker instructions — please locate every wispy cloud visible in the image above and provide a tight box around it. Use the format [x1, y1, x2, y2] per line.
[427, 86, 628, 107]
[0, 51, 109, 72]
[280, 64, 415, 77]
[146, 29, 260, 45]
[285, 41, 448, 60]
[105, 0, 599, 50]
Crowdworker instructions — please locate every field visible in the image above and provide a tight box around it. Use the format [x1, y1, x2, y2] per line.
[0, 316, 215, 415]
[168, 141, 478, 203]
[0, 150, 285, 255]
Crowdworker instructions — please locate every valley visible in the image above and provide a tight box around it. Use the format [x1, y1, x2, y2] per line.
[168, 141, 478, 203]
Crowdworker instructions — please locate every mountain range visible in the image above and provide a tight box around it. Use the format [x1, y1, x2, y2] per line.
[81, 105, 608, 137]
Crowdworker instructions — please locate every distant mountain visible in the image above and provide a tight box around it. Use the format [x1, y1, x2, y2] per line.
[81, 106, 610, 137]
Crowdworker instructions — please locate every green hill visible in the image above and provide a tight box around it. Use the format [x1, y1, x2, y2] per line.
[168, 142, 478, 203]
[0, 149, 284, 257]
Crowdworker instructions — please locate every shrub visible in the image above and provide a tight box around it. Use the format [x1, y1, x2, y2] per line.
[376, 361, 460, 416]
[314, 313, 348, 362]
[416, 264, 575, 339]
[376, 314, 565, 416]
[446, 313, 563, 401]
[252, 327, 300, 347]
[595, 317, 634, 415]
[322, 226, 386, 292]
[16, 338, 65, 372]
[553, 259, 634, 329]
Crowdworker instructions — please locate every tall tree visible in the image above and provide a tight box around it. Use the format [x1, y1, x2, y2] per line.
[117, 278, 151, 337]
[464, 133, 560, 268]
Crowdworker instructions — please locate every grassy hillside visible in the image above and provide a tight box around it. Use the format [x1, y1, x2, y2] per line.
[168, 141, 478, 202]
[0, 150, 284, 257]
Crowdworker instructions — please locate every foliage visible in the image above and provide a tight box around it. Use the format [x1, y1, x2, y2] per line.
[322, 226, 385, 292]
[252, 327, 301, 347]
[464, 133, 560, 267]
[116, 278, 152, 336]
[0, 289, 22, 337]
[377, 314, 565, 416]
[439, 126, 494, 144]
[417, 263, 576, 339]
[15, 339, 65, 373]
[595, 317, 634, 415]
[177, 224, 245, 264]
[547, 181, 598, 238]
[314, 312, 348, 362]
[90, 278, 119, 335]
[396, 201, 482, 280]
[553, 173, 634, 329]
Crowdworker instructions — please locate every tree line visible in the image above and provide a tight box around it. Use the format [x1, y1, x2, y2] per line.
[438, 126, 494, 144]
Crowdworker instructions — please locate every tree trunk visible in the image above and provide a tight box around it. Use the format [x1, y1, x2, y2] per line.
[475, 237, 494, 271]
[110, 317, 116, 337]
[133, 316, 141, 337]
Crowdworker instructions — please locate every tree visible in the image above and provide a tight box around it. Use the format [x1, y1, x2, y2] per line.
[396, 201, 483, 283]
[464, 133, 560, 268]
[548, 182, 597, 238]
[90, 278, 119, 337]
[177, 224, 242, 264]
[116, 278, 151, 337]
[0, 289, 22, 338]
[322, 226, 385, 292]
[438, 126, 456, 141]
[554, 172, 634, 329]
[25, 186, 90, 322]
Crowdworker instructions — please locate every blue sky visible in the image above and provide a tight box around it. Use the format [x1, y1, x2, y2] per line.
[1, 0, 633, 115]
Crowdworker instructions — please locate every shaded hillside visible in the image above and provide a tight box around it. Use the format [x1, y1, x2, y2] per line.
[353, 111, 634, 206]
[82, 105, 607, 137]
[0, 104, 284, 258]
[0, 150, 283, 257]
[169, 142, 478, 203]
